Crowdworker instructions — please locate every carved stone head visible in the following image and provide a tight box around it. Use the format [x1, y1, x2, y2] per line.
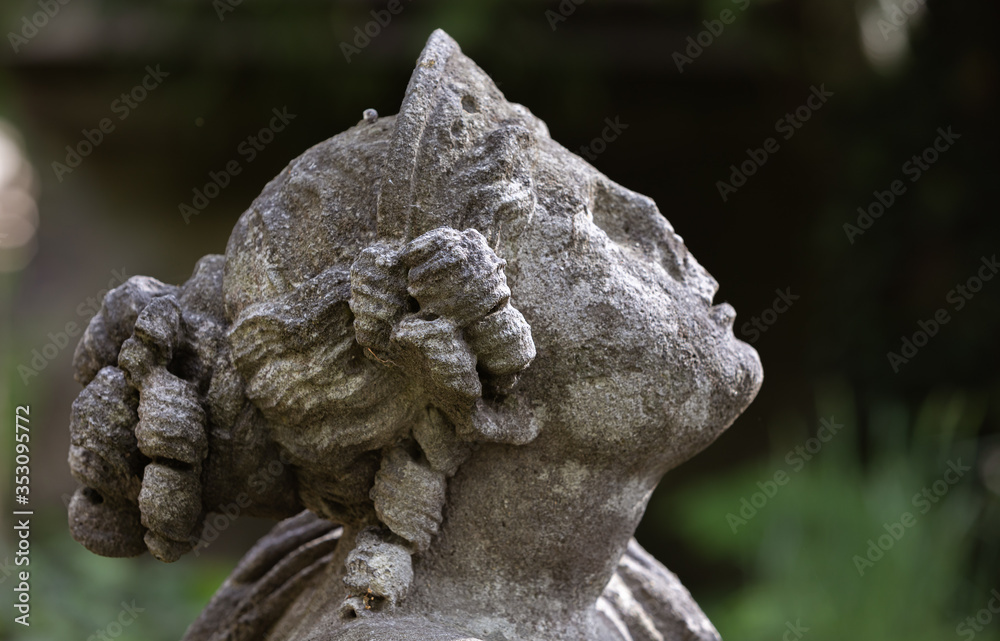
[67, 30, 762, 641]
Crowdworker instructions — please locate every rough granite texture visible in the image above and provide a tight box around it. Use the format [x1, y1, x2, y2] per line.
[66, 29, 762, 641]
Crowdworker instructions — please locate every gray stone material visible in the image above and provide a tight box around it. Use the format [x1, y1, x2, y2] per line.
[66, 29, 762, 641]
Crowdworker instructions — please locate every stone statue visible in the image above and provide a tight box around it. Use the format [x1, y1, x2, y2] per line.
[66, 30, 762, 641]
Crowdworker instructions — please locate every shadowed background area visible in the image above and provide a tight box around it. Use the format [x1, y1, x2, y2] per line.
[1, 1, 998, 640]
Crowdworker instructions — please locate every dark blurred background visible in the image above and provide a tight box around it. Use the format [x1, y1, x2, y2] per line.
[1, 1, 998, 639]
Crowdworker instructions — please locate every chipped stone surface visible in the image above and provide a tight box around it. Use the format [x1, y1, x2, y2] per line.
[371, 446, 447, 553]
[67, 29, 762, 641]
[342, 527, 415, 614]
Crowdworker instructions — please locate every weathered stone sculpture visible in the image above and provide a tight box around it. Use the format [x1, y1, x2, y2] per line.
[67, 30, 762, 641]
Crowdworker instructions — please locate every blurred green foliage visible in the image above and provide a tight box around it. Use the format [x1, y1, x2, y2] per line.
[0, 509, 233, 640]
[649, 383, 1000, 641]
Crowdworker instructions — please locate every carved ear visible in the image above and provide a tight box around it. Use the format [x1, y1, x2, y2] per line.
[376, 29, 543, 247]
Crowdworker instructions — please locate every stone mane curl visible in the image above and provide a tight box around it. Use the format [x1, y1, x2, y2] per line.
[68, 31, 546, 614]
